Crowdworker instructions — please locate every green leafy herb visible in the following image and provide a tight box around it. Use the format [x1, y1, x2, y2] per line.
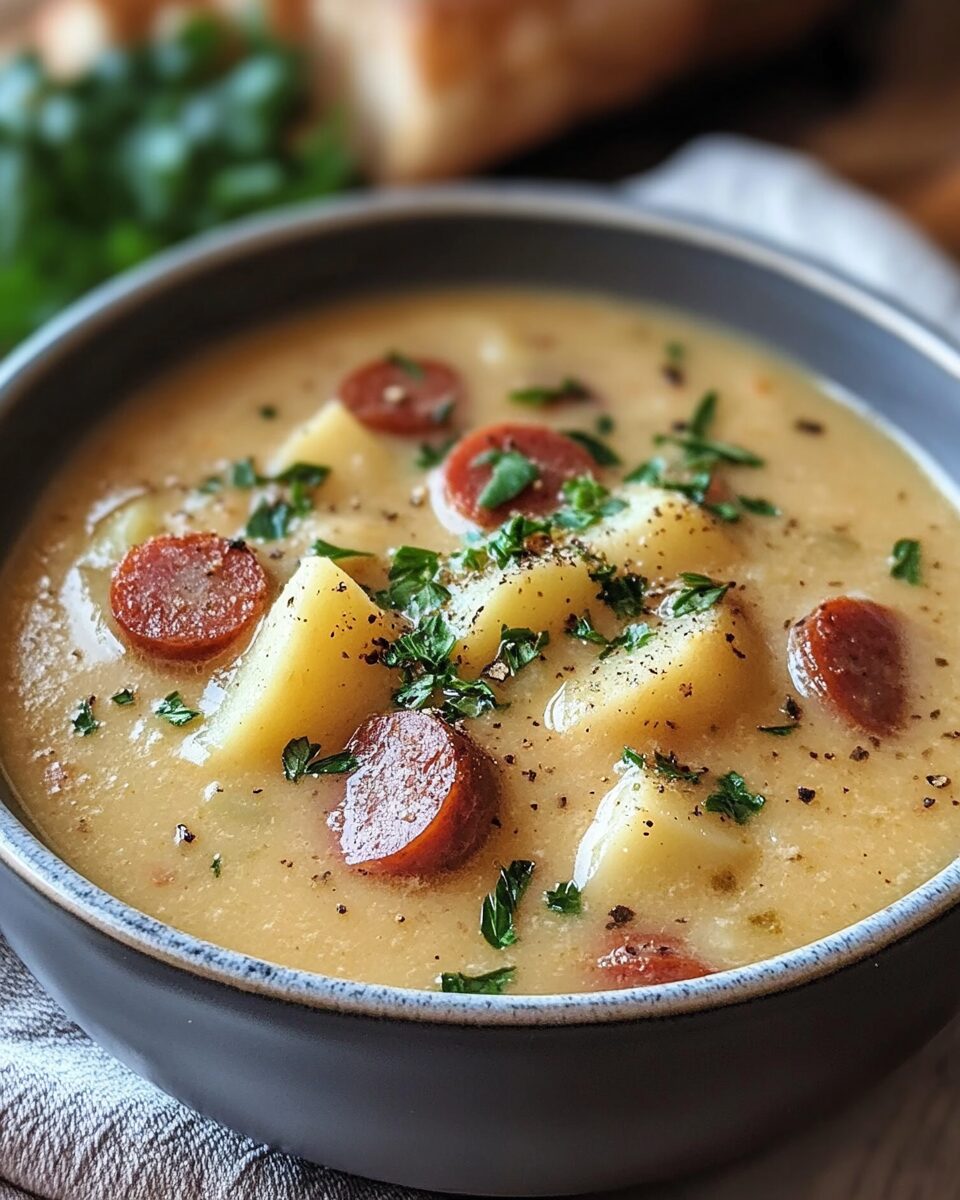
[563, 430, 622, 467]
[376, 546, 450, 616]
[651, 750, 704, 783]
[246, 498, 293, 541]
[210, 853, 223, 878]
[544, 880, 582, 915]
[552, 475, 627, 531]
[281, 736, 357, 781]
[384, 613, 457, 674]
[198, 475, 224, 495]
[230, 457, 262, 488]
[440, 966, 516, 994]
[890, 538, 922, 585]
[509, 378, 591, 407]
[589, 563, 647, 619]
[72, 698, 100, 736]
[480, 515, 552, 570]
[738, 495, 781, 517]
[415, 439, 456, 469]
[386, 351, 425, 379]
[473, 448, 540, 510]
[759, 696, 801, 735]
[665, 341, 686, 365]
[489, 626, 549, 677]
[655, 431, 764, 469]
[669, 572, 731, 617]
[311, 538, 373, 562]
[385, 612, 500, 722]
[600, 622, 656, 660]
[439, 673, 500, 722]
[705, 771, 766, 825]
[154, 691, 200, 727]
[111, 688, 135, 707]
[689, 390, 717, 437]
[757, 724, 797, 736]
[621, 746, 646, 770]
[565, 612, 608, 647]
[596, 414, 615, 436]
[480, 860, 535, 950]
[272, 462, 329, 489]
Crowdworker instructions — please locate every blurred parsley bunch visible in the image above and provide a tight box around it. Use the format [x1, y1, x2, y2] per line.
[0, 14, 353, 351]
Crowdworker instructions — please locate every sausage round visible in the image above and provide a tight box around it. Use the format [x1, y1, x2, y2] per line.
[787, 596, 906, 736]
[110, 533, 268, 661]
[330, 710, 498, 874]
[338, 355, 463, 435]
[595, 935, 712, 989]
[435, 422, 595, 530]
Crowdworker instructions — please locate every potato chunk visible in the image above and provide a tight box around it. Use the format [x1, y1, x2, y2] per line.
[198, 557, 399, 768]
[574, 767, 757, 908]
[544, 602, 757, 744]
[447, 550, 596, 674]
[591, 486, 736, 581]
[268, 400, 395, 502]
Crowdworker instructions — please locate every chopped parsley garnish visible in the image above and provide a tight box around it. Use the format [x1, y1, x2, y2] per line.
[654, 393, 764, 469]
[480, 860, 535, 950]
[272, 462, 330, 489]
[281, 736, 358, 781]
[415, 439, 456, 469]
[154, 692, 201, 727]
[489, 626, 549, 677]
[669, 572, 731, 617]
[601, 622, 656, 660]
[230, 457, 262, 488]
[198, 475, 224, 495]
[622, 746, 647, 770]
[246, 498, 293, 541]
[440, 966, 516, 994]
[473, 448, 539, 510]
[565, 612, 608, 647]
[210, 853, 223, 878]
[376, 546, 450, 617]
[757, 724, 796, 736]
[596, 414, 615, 436]
[509, 378, 591, 407]
[311, 538, 373, 562]
[563, 430, 622, 467]
[482, 515, 552, 569]
[72, 698, 99, 737]
[438, 673, 501, 722]
[384, 612, 457, 674]
[386, 350, 425, 379]
[738, 495, 781, 517]
[544, 880, 582, 915]
[890, 538, 922, 585]
[111, 688, 135, 707]
[758, 696, 801, 736]
[385, 612, 500, 722]
[650, 750, 705, 783]
[705, 771, 766, 825]
[552, 475, 626, 531]
[589, 563, 647, 618]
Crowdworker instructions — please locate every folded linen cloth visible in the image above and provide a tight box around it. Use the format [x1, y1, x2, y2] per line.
[1, 135, 959, 1200]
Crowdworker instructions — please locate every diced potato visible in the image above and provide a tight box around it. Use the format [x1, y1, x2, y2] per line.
[573, 766, 758, 908]
[447, 550, 597, 674]
[267, 400, 396, 502]
[83, 492, 165, 568]
[198, 557, 400, 769]
[591, 486, 736, 582]
[544, 602, 758, 744]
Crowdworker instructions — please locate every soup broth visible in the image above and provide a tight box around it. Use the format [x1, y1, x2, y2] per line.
[1, 288, 958, 994]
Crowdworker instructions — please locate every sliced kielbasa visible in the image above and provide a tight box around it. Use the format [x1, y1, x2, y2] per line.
[595, 936, 713, 989]
[329, 710, 498, 874]
[110, 533, 268, 661]
[435, 422, 595, 530]
[787, 596, 906, 736]
[338, 355, 462, 435]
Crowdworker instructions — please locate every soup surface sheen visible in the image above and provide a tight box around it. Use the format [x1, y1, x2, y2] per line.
[2, 289, 958, 995]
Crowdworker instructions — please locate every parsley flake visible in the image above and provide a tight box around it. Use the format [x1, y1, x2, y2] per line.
[210, 853, 223, 878]
[415, 439, 456, 469]
[376, 546, 450, 617]
[489, 626, 549, 678]
[386, 350, 425, 379]
[111, 688, 135, 706]
[565, 612, 608, 647]
[246, 498, 293, 541]
[72, 698, 99, 736]
[650, 750, 705, 783]
[552, 475, 626, 531]
[563, 429, 622, 466]
[621, 746, 646, 770]
[440, 966, 516, 994]
[544, 880, 582, 915]
[154, 692, 200, 727]
[738, 495, 781, 517]
[890, 538, 921, 585]
[589, 563, 647, 619]
[669, 572, 731, 617]
[473, 448, 540, 510]
[311, 538, 372, 562]
[281, 736, 358, 781]
[705, 772, 766, 825]
[480, 860, 535, 950]
[509, 378, 591, 407]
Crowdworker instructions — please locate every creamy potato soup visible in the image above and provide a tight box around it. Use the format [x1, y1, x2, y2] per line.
[2, 289, 959, 995]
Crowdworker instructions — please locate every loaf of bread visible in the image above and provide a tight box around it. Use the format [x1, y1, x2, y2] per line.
[30, 0, 844, 180]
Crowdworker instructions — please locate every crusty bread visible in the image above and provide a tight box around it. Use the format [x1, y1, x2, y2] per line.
[30, 0, 845, 180]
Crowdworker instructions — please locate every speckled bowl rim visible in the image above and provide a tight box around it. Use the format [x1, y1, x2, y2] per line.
[0, 185, 958, 1027]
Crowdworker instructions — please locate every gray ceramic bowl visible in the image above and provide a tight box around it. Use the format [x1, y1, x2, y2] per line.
[1, 188, 959, 1196]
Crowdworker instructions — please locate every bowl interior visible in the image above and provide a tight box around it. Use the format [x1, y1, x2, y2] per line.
[1, 187, 959, 1022]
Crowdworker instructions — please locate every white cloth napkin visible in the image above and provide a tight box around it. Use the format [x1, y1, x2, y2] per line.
[2, 136, 959, 1200]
